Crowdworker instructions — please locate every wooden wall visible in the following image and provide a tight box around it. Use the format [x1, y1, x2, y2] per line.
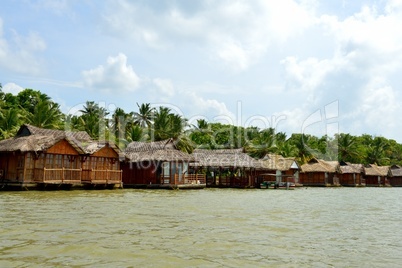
[300, 172, 328, 186]
[121, 161, 158, 185]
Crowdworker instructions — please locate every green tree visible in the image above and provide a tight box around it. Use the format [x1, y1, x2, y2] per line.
[337, 133, 359, 162]
[25, 100, 64, 129]
[134, 103, 154, 128]
[245, 128, 277, 158]
[78, 101, 109, 139]
[0, 108, 21, 139]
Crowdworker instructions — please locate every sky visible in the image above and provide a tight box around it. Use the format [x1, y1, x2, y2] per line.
[1, 0, 402, 142]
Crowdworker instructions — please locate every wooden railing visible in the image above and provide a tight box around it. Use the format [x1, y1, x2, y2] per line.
[35, 168, 122, 184]
[43, 168, 82, 183]
[160, 174, 206, 185]
[185, 174, 206, 184]
[87, 169, 123, 184]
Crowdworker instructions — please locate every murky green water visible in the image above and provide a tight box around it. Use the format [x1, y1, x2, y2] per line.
[1, 188, 401, 267]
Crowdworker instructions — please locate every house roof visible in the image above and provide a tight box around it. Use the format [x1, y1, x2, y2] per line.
[364, 164, 390, 176]
[339, 162, 364, 174]
[124, 139, 194, 162]
[390, 165, 402, 177]
[255, 153, 299, 171]
[0, 124, 120, 156]
[300, 158, 340, 173]
[190, 148, 256, 168]
[18, 124, 92, 142]
[0, 134, 63, 153]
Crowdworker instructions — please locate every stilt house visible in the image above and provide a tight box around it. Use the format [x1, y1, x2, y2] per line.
[121, 139, 205, 189]
[254, 154, 301, 186]
[190, 148, 256, 188]
[0, 124, 122, 189]
[339, 162, 364, 186]
[364, 164, 390, 186]
[299, 158, 341, 186]
[389, 165, 402, 186]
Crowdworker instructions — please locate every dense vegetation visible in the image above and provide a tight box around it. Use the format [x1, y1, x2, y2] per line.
[1, 85, 402, 165]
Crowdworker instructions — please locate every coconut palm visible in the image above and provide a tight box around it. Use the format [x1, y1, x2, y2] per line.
[365, 137, 390, 165]
[78, 101, 109, 139]
[288, 133, 314, 164]
[134, 103, 154, 128]
[25, 100, 64, 129]
[245, 128, 277, 158]
[0, 108, 21, 139]
[337, 133, 359, 162]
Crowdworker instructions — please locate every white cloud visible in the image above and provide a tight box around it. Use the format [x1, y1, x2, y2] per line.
[101, 0, 315, 71]
[82, 53, 141, 92]
[0, 17, 46, 74]
[153, 78, 175, 97]
[183, 91, 236, 125]
[2, 82, 24, 94]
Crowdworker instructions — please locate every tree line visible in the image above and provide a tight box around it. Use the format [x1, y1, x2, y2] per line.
[1, 85, 402, 165]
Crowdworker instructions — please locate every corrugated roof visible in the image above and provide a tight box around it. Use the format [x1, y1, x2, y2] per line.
[190, 148, 256, 168]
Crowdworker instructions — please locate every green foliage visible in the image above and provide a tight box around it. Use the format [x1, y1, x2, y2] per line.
[1, 86, 402, 164]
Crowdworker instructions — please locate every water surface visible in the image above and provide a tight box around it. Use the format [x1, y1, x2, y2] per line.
[1, 188, 401, 267]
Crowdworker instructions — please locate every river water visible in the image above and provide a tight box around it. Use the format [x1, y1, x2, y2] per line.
[1, 188, 401, 267]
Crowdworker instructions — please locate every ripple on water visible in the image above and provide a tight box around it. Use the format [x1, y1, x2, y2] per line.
[0, 188, 402, 267]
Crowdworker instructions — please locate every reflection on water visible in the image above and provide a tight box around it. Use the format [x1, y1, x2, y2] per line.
[1, 188, 401, 267]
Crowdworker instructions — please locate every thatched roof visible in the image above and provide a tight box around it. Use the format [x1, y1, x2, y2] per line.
[17, 124, 92, 142]
[0, 124, 120, 155]
[364, 164, 390, 176]
[190, 148, 256, 168]
[390, 165, 402, 177]
[124, 139, 194, 162]
[84, 141, 122, 155]
[339, 162, 364, 174]
[0, 134, 63, 153]
[255, 154, 299, 171]
[300, 158, 340, 173]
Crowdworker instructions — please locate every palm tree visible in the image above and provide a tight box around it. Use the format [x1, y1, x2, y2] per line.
[17, 89, 51, 115]
[337, 133, 359, 162]
[365, 137, 390, 165]
[25, 100, 63, 129]
[134, 103, 154, 128]
[111, 108, 133, 143]
[276, 141, 297, 158]
[0, 108, 21, 139]
[78, 101, 109, 139]
[288, 133, 314, 164]
[245, 128, 277, 158]
[190, 119, 213, 148]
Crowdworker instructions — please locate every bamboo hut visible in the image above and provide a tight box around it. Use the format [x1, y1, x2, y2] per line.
[339, 162, 365, 187]
[363, 164, 391, 187]
[121, 139, 205, 189]
[254, 154, 301, 187]
[190, 148, 256, 188]
[389, 165, 402, 187]
[0, 124, 122, 190]
[299, 158, 341, 186]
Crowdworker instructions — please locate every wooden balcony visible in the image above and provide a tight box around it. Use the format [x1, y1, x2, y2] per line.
[43, 168, 82, 184]
[84, 169, 123, 184]
[160, 174, 206, 185]
[29, 168, 122, 185]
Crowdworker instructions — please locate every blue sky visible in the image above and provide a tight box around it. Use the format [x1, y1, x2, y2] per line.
[1, 0, 402, 141]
